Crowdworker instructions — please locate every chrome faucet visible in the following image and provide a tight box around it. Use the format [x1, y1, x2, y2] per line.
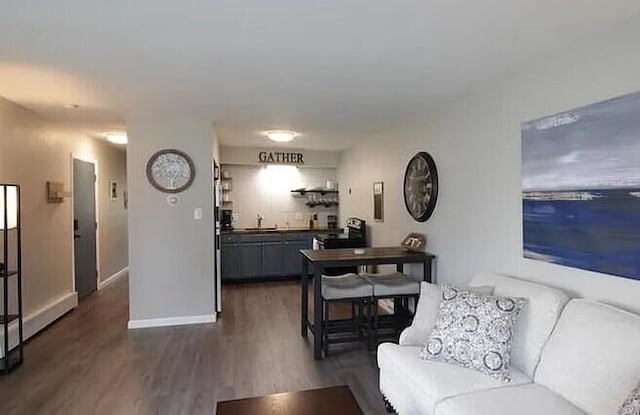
[257, 213, 264, 229]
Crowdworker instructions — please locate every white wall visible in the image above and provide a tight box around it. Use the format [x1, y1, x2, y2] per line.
[339, 17, 640, 313]
[220, 164, 337, 229]
[0, 95, 128, 345]
[127, 116, 215, 325]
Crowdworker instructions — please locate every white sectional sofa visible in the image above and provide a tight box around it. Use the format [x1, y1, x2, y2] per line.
[377, 273, 640, 415]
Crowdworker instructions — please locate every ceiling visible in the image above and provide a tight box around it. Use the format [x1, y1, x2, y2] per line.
[0, 1, 638, 150]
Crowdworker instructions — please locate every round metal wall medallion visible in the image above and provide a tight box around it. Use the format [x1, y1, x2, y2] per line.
[403, 151, 438, 222]
[146, 149, 196, 193]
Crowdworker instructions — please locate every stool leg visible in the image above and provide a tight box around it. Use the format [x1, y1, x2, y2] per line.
[323, 299, 329, 357]
[358, 300, 364, 340]
[372, 298, 379, 351]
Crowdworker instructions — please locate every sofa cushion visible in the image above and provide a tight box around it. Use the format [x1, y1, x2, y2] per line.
[378, 343, 530, 413]
[469, 273, 569, 378]
[535, 299, 640, 415]
[399, 282, 493, 347]
[435, 383, 585, 415]
[420, 285, 527, 382]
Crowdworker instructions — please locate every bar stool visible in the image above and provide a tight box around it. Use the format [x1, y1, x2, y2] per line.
[321, 273, 374, 356]
[362, 272, 420, 348]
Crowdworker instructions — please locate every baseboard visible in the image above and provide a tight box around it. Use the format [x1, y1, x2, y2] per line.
[127, 313, 216, 330]
[0, 291, 78, 357]
[99, 266, 129, 290]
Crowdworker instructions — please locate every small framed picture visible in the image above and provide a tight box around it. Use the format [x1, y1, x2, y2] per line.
[373, 181, 384, 222]
[110, 180, 118, 201]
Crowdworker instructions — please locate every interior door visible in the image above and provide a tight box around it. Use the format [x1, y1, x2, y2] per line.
[73, 159, 98, 300]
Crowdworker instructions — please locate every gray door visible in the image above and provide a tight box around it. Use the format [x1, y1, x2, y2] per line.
[73, 159, 98, 300]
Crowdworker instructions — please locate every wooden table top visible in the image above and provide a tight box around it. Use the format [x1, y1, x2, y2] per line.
[216, 385, 363, 415]
[300, 246, 434, 262]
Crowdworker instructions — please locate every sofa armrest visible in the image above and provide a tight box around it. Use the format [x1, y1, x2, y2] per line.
[399, 325, 425, 347]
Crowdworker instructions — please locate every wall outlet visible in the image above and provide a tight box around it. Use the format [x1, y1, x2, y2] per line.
[295, 212, 303, 220]
[194, 208, 203, 220]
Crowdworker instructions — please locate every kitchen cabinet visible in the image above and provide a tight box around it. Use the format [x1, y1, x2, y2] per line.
[220, 231, 328, 280]
[283, 240, 309, 276]
[239, 242, 262, 277]
[221, 244, 239, 279]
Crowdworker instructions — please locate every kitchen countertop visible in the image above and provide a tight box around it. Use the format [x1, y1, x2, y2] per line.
[222, 227, 343, 235]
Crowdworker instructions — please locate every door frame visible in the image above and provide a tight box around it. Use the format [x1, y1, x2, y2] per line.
[70, 153, 101, 294]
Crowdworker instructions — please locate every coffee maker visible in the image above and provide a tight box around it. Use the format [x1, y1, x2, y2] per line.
[221, 209, 233, 230]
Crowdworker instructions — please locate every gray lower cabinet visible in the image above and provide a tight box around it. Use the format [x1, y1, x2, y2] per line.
[239, 242, 262, 277]
[221, 243, 240, 279]
[220, 232, 319, 280]
[262, 242, 283, 276]
[283, 240, 309, 276]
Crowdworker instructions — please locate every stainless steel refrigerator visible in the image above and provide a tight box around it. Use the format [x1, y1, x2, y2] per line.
[213, 161, 222, 313]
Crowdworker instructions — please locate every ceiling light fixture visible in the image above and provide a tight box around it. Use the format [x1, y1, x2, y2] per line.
[265, 130, 298, 143]
[64, 104, 80, 109]
[106, 133, 128, 145]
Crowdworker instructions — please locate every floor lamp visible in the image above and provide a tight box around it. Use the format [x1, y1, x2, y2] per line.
[0, 183, 23, 374]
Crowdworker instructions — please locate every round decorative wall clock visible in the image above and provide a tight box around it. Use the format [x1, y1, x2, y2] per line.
[146, 149, 196, 193]
[403, 151, 438, 222]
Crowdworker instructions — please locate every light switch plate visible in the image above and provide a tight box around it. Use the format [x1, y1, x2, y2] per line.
[194, 208, 203, 220]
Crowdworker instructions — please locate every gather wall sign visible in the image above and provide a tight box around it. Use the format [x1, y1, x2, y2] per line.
[258, 151, 305, 165]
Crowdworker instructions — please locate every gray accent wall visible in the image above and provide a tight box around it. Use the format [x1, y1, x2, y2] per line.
[338, 16, 640, 314]
[127, 116, 214, 323]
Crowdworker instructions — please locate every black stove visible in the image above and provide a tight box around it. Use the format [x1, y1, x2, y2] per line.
[314, 218, 366, 275]
[314, 217, 366, 249]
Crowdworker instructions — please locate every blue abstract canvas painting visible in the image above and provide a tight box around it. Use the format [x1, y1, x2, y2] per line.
[522, 92, 640, 281]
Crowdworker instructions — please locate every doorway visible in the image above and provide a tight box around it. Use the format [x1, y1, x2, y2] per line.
[72, 157, 98, 300]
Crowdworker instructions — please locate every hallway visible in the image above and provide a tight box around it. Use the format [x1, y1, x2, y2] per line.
[0, 277, 386, 415]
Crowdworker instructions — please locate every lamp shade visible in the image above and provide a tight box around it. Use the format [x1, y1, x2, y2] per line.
[0, 185, 18, 230]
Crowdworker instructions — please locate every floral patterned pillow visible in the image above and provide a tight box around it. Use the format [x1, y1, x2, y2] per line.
[419, 284, 527, 382]
[619, 381, 640, 415]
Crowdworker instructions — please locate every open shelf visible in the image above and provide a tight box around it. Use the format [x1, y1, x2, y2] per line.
[291, 188, 339, 196]
[0, 271, 17, 278]
[305, 202, 340, 208]
[0, 315, 19, 324]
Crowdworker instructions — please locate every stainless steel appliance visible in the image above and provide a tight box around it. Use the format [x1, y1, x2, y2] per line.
[214, 161, 222, 313]
[221, 209, 233, 231]
[313, 217, 367, 275]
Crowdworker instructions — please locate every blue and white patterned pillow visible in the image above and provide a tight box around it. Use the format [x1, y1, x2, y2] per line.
[419, 284, 527, 382]
[619, 381, 640, 415]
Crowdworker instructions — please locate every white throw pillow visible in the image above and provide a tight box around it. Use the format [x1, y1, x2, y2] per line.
[619, 381, 640, 415]
[401, 282, 493, 346]
[420, 284, 527, 382]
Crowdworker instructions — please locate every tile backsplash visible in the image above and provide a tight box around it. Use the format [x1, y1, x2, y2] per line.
[221, 164, 340, 230]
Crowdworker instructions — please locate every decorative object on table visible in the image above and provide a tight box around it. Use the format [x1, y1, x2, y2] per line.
[522, 91, 640, 281]
[0, 183, 24, 374]
[401, 232, 426, 252]
[373, 181, 384, 222]
[146, 149, 196, 193]
[110, 180, 118, 201]
[619, 380, 640, 415]
[403, 151, 438, 222]
[420, 284, 527, 382]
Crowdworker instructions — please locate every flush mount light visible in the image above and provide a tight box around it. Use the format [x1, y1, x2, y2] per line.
[106, 133, 128, 145]
[265, 130, 298, 143]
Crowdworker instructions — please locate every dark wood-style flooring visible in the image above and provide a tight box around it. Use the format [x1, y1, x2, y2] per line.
[0, 277, 386, 415]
